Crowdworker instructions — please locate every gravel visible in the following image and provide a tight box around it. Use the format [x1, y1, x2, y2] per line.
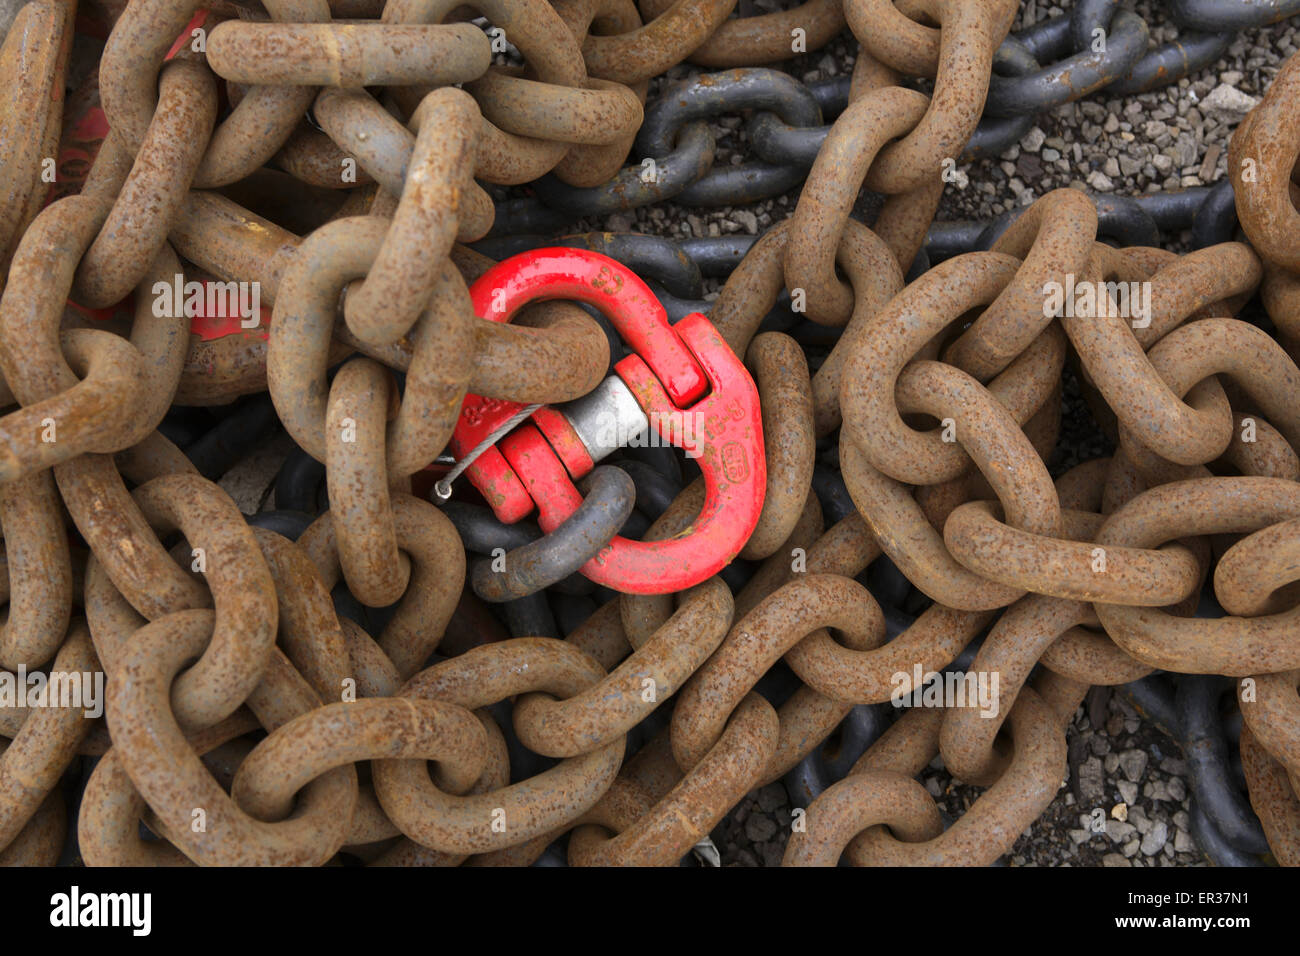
[573, 0, 1300, 245]
[714, 692, 1213, 867]
[942, 0, 1297, 235]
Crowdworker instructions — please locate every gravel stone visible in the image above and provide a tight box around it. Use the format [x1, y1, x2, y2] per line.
[1119, 749, 1149, 783]
[744, 813, 777, 843]
[1141, 822, 1170, 856]
[756, 784, 787, 813]
[1173, 134, 1198, 166]
[1200, 83, 1259, 115]
[1167, 776, 1187, 802]
[1020, 126, 1046, 151]
[1085, 170, 1113, 190]
[1106, 820, 1137, 842]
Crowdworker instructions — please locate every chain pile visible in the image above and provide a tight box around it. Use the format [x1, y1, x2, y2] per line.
[1, 0, 1299, 867]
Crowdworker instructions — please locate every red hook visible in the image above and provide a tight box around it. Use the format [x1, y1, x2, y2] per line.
[444, 247, 765, 594]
